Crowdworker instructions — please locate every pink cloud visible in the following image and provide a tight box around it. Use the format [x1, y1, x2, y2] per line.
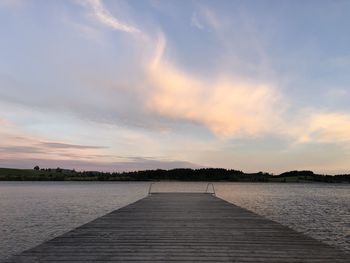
[146, 36, 284, 137]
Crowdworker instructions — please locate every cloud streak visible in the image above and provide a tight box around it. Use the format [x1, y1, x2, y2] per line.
[0, 117, 200, 171]
[78, 0, 140, 34]
[40, 142, 107, 149]
[191, 12, 204, 30]
[0, 146, 45, 154]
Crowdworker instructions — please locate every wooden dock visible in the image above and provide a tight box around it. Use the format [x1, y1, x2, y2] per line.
[5, 193, 349, 262]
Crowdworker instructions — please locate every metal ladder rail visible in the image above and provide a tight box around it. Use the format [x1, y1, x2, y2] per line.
[148, 182, 216, 196]
[205, 183, 216, 196]
[148, 182, 153, 195]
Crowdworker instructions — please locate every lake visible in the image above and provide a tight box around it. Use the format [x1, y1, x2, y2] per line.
[0, 182, 349, 261]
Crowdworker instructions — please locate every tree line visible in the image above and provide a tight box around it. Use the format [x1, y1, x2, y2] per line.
[0, 167, 349, 183]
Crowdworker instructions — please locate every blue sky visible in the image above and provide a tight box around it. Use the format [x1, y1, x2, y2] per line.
[1, 0, 350, 174]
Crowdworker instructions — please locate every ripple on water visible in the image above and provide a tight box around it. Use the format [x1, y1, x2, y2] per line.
[216, 183, 350, 253]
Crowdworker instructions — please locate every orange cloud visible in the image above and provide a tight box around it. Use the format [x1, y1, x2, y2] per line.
[295, 113, 350, 144]
[146, 36, 284, 137]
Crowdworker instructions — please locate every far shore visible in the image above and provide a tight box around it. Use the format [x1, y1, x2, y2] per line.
[0, 167, 349, 183]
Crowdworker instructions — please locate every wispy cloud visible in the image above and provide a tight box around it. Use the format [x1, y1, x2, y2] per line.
[0, 146, 45, 154]
[78, 0, 140, 34]
[146, 35, 284, 137]
[195, 6, 221, 31]
[191, 12, 204, 30]
[0, 117, 200, 171]
[0, 118, 108, 161]
[40, 142, 107, 150]
[294, 112, 350, 144]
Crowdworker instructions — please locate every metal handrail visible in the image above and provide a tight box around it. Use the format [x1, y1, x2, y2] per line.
[205, 183, 216, 196]
[148, 182, 216, 196]
[148, 182, 153, 195]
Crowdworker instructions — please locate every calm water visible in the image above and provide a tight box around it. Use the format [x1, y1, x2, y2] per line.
[0, 182, 349, 261]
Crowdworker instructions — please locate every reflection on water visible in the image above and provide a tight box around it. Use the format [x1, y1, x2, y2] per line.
[0, 182, 349, 261]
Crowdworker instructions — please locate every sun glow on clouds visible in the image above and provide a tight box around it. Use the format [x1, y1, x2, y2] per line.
[0, 136, 105, 163]
[296, 113, 350, 144]
[0, 116, 108, 163]
[78, 0, 285, 138]
[2, 0, 350, 173]
[146, 36, 284, 137]
[60, 0, 350, 145]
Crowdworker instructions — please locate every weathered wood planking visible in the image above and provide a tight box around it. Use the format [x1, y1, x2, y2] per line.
[5, 193, 349, 262]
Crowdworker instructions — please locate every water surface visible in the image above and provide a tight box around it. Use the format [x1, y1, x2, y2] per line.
[0, 182, 349, 261]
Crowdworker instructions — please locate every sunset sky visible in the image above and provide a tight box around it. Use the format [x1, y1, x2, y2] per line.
[1, 0, 350, 174]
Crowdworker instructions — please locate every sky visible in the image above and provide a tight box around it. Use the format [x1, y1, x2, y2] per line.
[1, 0, 350, 174]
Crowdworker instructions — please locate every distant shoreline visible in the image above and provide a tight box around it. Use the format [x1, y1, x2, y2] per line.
[0, 167, 349, 183]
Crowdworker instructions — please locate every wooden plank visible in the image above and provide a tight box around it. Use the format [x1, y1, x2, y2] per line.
[4, 193, 349, 262]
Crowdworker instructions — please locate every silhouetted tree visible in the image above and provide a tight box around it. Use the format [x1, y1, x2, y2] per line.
[1, 167, 350, 182]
